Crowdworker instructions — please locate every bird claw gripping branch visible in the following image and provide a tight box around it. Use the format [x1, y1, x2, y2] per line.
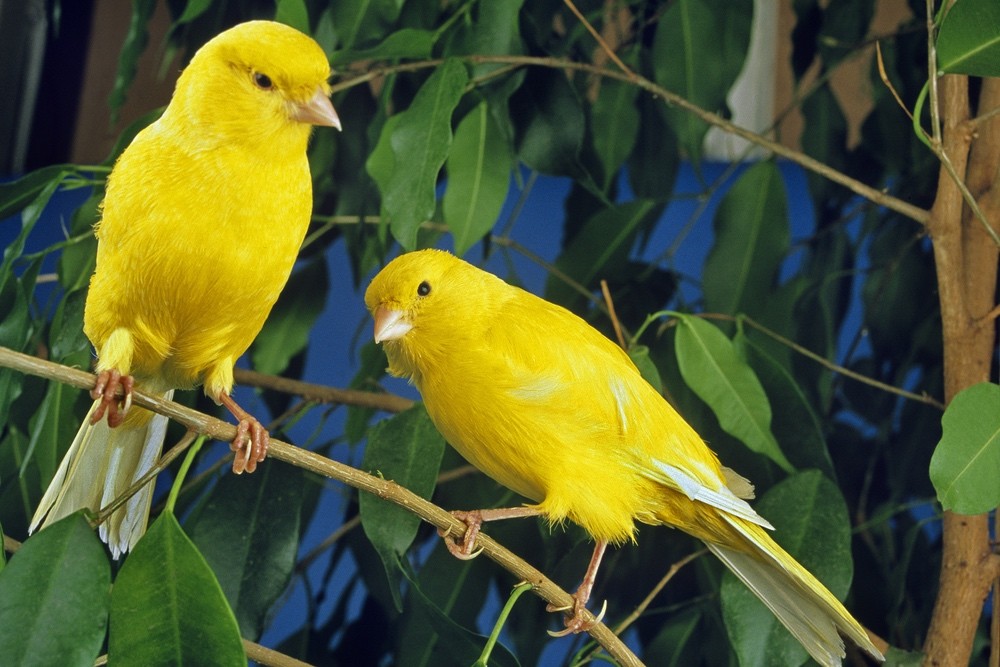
[90, 369, 134, 428]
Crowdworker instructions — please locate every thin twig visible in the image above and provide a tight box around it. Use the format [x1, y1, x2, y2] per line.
[296, 515, 360, 573]
[94, 430, 199, 527]
[0, 346, 643, 667]
[3, 534, 22, 555]
[563, 0, 634, 77]
[969, 104, 1000, 129]
[97, 641, 314, 667]
[701, 315, 946, 410]
[936, 146, 1000, 246]
[600, 280, 627, 349]
[875, 42, 913, 122]
[613, 548, 706, 635]
[243, 640, 316, 667]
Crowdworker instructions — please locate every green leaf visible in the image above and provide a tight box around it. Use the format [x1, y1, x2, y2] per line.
[1, 171, 65, 280]
[329, 0, 404, 50]
[937, 0, 1000, 76]
[251, 257, 329, 376]
[174, 0, 213, 24]
[736, 331, 834, 478]
[401, 565, 521, 667]
[644, 606, 705, 667]
[23, 381, 83, 485]
[345, 341, 390, 444]
[545, 199, 662, 307]
[861, 219, 937, 359]
[186, 460, 305, 639]
[674, 314, 794, 472]
[110, 0, 157, 123]
[929, 382, 1000, 514]
[331, 28, 434, 65]
[397, 543, 495, 667]
[371, 59, 469, 250]
[367, 113, 404, 211]
[48, 287, 90, 362]
[721, 471, 854, 667]
[801, 85, 849, 206]
[629, 345, 663, 393]
[274, 0, 310, 33]
[509, 67, 584, 176]
[0, 514, 110, 667]
[0, 165, 71, 221]
[653, 0, 753, 161]
[816, 0, 874, 68]
[444, 102, 511, 256]
[628, 95, 680, 200]
[360, 404, 446, 610]
[703, 162, 789, 317]
[57, 197, 100, 293]
[109, 512, 245, 666]
[442, 0, 525, 77]
[590, 76, 640, 190]
[883, 646, 926, 666]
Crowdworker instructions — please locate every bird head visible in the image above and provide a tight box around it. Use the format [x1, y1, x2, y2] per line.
[364, 250, 504, 380]
[168, 21, 340, 146]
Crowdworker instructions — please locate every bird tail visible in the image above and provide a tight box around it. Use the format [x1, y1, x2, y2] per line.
[708, 515, 884, 667]
[29, 391, 173, 558]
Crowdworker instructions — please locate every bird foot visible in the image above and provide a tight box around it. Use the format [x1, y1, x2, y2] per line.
[546, 598, 607, 637]
[90, 369, 134, 428]
[220, 393, 269, 474]
[437, 510, 485, 560]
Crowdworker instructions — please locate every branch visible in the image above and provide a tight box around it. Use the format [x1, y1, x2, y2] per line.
[0, 346, 643, 667]
[232, 367, 414, 413]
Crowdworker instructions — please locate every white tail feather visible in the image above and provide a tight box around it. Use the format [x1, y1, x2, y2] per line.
[651, 460, 774, 529]
[711, 516, 884, 666]
[31, 391, 174, 558]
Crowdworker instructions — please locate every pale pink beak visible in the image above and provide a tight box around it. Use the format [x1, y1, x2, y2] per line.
[373, 306, 412, 343]
[293, 87, 341, 130]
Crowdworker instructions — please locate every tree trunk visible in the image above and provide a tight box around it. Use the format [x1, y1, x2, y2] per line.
[922, 73, 1000, 667]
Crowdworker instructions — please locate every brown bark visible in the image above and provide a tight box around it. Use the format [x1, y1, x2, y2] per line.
[922, 74, 1000, 667]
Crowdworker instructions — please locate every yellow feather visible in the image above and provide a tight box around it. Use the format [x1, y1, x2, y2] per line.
[31, 21, 338, 556]
[365, 249, 884, 665]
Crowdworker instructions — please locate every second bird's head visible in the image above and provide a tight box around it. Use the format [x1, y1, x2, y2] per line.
[365, 250, 507, 378]
[166, 20, 340, 145]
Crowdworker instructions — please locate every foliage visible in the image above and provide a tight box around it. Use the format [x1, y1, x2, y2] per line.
[1, 0, 998, 665]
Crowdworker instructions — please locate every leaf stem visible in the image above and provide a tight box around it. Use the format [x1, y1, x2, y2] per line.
[476, 582, 534, 666]
[165, 435, 204, 513]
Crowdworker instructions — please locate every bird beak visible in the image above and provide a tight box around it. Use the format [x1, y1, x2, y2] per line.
[373, 306, 412, 343]
[293, 87, 341, 130]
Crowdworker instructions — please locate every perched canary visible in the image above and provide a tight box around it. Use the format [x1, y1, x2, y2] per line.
[30, 20, 340, 558]
[365, 249, 884, 666]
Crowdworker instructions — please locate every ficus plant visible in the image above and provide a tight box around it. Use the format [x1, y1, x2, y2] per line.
[0, 1, 998, 666]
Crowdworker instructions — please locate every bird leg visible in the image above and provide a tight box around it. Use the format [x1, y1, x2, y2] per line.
[90, 369, 134, 428]
[439, 506, 543, 560]
[219, 392, 269, 475]
[547, 540, 609, 636]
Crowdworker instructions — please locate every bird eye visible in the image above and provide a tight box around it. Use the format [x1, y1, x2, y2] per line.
[253, 72, 273, 90]
[417, 281, 431, 296]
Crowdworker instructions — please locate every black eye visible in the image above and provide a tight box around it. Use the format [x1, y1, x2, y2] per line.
[417, 281, 431, 296]
[253, 72, 273, 89]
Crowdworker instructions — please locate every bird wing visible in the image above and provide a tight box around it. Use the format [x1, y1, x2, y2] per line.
[492, 291, 774, 530]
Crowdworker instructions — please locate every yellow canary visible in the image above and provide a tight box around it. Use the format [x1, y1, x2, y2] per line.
[30, 20, 340, 558]
[365, 249, 883, 666]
